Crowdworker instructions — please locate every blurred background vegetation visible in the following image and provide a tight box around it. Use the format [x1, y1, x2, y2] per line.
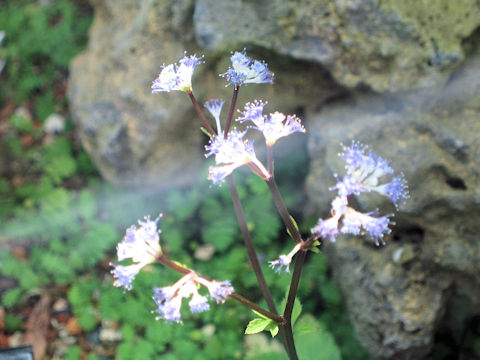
[0, 1, 373, 359]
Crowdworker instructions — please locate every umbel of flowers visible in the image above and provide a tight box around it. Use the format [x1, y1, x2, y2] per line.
[110, 49, 409, 360]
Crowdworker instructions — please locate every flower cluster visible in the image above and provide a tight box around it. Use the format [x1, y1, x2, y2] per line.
[111, 216, 234, 323]
[110, 216, 162, 290]
[152, 53, 203, 93]
[238, 100, 305, 146]
[336, 142, 409, 208]
[311, 142, 409, 246]
[205, 129, 270, 184]
[221, 50, 274, 87]
[153, 273, 234, 323]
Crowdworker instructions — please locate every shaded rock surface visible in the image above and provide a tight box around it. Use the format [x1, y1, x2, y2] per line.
[194, 0, 480, 92]
[306, 43, 480, 359]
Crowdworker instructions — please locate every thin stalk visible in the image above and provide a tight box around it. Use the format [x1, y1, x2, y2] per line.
[281, 251, 307, 360]
[227, 176, 278, 314]
[267, 145, 274, 175]
[227, 176, 292, 356]
[224, 85, 239, 137]
[157, 255, 190, 275]
[266, 178, 303, 245]
[230, 294, 284, 323]
[187, 90, 216, 136]
[283, 251, 306, 322]
[282, 322, 299, 360]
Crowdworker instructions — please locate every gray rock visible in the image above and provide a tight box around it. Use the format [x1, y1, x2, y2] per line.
[68, 0, 204, 186]
[305, 43, 480, 358]
[193, 0, 480, 92]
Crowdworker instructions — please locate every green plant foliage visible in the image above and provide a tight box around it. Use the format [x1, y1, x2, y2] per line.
[9, 113, 36, 134]
[294, 314, 341, 360]
[4, 314, 23, 332]
[68, 277, 101, 331]
[34, 91, 56, 122]
[2, 288, 23, 308]
[0, 0, 92, 103]
[202, 215, 238, 251]
[40, 138, 77, 183]
[31, 250, 75, 285]
[0, 250, 42, 290]
[245, 317, 278, 337]
[64, 345, 82, 360]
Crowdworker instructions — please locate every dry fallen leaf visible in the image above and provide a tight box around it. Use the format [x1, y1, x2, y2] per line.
[22, 294, 50, 360]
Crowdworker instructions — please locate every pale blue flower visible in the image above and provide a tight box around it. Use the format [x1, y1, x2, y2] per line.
[152, 53, 203, 93]
[153, 273, 232, 323]
[311, 215, 341, 243]
[189, 293, 210, 313]
[311, 142, 408, 246]
[205, 130, 269, 184]
[202, 280, 234, 304]
[204, 99, 225, 133]
[110, 263, 144, 291]
[111, 216, 162, 290]
[153, 286, 182, 323]
[338, 142, 409, 207]
[269, 255, 292, 274]
[341, 208, 393, 246]
[238, 101, 305, 145]
[116, 216, 161, 263]
[221, 50, 274, 87]
[237, 100, 267, 127]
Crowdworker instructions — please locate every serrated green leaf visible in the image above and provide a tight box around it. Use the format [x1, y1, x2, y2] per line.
[45, 155, 77, 183]
[245, 318, 272, 335]
[2, 288, 23, 308]
[267, 322, 279, 337]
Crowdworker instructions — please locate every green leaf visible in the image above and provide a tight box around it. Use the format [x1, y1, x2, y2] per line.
[245, 318, 272, 335]
[64, 345, 82, 360]
[247, 312, 280, 338]
[286, 215, 300, 241]
[308, 240, 321, 253]
[5, 314, 22, 331]
[294, 314, 341, 360]
[2, 288, 23, 308]
[45, 154, 77, 183]
[77, 309, 98, 332]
